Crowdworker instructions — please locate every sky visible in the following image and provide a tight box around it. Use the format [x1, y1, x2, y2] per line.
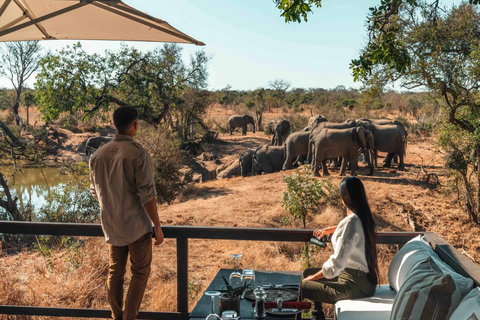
[0, 0, 462, 91]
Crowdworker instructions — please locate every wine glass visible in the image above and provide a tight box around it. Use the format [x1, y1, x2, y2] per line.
[205, 291, 221, 320]
[241, 269, 255, 288]
[229, 254, 242, 286]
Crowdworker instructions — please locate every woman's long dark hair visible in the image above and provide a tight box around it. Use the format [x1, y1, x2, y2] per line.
[339, 176, 379, 285]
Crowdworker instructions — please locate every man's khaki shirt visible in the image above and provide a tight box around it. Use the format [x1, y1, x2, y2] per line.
[89, 134, 157, 246]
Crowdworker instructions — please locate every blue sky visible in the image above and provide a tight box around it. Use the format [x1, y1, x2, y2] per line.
[0, 0, 461, 91]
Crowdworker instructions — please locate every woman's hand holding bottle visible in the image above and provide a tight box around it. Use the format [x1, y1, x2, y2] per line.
[313, 226, 337, 240]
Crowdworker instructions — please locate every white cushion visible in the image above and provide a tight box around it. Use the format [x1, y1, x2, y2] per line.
[388, 235, 474, 296]
[335, 285, 396, 320]
[449, 287, 480, 320]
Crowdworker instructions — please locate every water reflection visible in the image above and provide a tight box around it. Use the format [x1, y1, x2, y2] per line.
[0, 166, 71, 214]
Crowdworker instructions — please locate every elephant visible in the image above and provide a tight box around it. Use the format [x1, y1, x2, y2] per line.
[311, 126, 374, 177]
[356, 121, 407, 170]
[252, 145, 285, 175]
[267, 119, 290, 146]
[307, 120, 361, 165]
[282, 131, 310, 170]
[307, 114, 328, 130]
[85, 136, 112, 156]
[239, 148, 255, 177]
[227, 114, 256, 135]
[346, 118, 407, 163]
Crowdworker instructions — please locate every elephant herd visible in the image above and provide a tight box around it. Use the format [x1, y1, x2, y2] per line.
[83, 114, 407, 179]
[237, 115, 408, 177]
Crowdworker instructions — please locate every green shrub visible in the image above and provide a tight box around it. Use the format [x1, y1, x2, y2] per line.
[282, 167, 340, 229]
[38, 162, 99, 223]
[283, 114, 309, 132]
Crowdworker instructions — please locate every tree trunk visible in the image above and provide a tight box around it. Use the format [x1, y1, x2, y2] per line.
[460, 172, 478, 224]
[256, 108, 264, 132]
[0, 170, 23, 221]
[476, 144, 480, 224]
[0, 119, 22, 146]
[26, 105, 29, 127]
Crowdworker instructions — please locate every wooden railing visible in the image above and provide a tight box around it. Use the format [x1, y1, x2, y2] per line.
[0, 221, 478, 319]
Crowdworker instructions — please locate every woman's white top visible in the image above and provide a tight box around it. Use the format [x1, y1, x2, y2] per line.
[322, 213, 369, 279]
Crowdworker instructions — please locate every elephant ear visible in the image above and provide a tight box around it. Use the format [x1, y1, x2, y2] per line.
[356, 126, 367, 148]
[366, 130, 374, 150]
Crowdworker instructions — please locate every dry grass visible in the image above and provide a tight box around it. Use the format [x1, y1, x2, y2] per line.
[2, 116, 480, 319]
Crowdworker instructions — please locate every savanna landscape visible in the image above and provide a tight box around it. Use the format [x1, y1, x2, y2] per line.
[2, 1, 480, 320]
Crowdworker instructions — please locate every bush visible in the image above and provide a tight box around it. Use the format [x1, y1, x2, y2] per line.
[282, 167, 340, 229]
[38, 162, 99, 223]
[136, 125, 185, 204]
[283, 114, 309, 132]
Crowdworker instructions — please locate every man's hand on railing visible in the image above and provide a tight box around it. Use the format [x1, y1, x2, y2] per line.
[154, 226, 164, 246]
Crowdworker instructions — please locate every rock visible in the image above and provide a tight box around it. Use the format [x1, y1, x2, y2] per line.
[217, 159, 240, 179]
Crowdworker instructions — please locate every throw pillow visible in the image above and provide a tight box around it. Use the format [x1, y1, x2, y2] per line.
[388, 235, 474, 296]
[390, 257, 462, 320]
[449, 287, 480, 320]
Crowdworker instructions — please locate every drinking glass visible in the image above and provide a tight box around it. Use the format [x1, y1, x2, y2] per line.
[205, 291, 221, 320]
[229, 254, 242, 286]
[221, 310, 239, 319]
[241, 269, 255, 287]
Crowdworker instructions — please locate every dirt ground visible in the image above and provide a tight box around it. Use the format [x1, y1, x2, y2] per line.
[1, 107, 480, 318]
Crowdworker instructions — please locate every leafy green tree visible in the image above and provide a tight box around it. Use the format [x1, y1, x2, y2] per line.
[276, 1, 480, 224]
[275, 0, 480, 79]
[0, 41, 42, 126]
[35, 43, 209, 141]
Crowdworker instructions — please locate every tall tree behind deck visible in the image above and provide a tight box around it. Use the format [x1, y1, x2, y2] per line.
[0, 41, 42, 126]
[35, 43, 209, 142]
[276, 0, 480, 224]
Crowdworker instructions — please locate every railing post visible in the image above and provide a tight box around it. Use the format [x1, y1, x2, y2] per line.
[177, 237, 188, 314]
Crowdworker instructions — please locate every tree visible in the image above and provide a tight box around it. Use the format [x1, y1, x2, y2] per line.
[35, 43, 210, 141]
[0, 41, 42, 126]
[22, 91, 36, 127]
[268, 78, 291, 105]
[253, 88, 267, 131]
[275, 0, 480, 79]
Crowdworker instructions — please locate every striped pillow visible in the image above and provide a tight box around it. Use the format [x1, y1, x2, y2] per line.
[449, 287, 480, 320]
[390, 257, 462, 320]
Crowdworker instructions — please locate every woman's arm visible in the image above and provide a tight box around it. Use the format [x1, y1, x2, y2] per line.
[313, 226, 337, 239]
[304, 270, 325, 282]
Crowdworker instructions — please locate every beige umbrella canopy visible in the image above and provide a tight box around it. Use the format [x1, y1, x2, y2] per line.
[0, 0, 205, 45]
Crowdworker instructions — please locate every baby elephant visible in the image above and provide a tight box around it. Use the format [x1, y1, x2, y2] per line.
[85, 136, 112, 156]
[227, 114, 256, 135]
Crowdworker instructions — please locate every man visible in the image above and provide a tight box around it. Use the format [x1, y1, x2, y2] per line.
[89, 106, 164, 320]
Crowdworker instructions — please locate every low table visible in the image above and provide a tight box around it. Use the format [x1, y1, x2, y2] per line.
[189, 269, 302, 320]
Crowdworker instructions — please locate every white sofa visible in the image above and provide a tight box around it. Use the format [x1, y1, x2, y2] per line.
[334, 235, 480, 320]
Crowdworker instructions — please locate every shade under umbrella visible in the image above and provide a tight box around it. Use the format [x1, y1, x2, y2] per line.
[0, 0, 205, 45]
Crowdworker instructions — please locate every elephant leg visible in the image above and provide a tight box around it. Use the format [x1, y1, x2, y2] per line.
[383, 153, 394, 168]
[350, 153, 358, 176]
[398, 154, 405, 170]
[297, 155, 306, 165]
[321, 159, 330, 176]
[271, 134, 276, 145]
[283, 154, 294, 170]
[393, 154, 399, 163]
[374, 150, 379, 167]
[366, 150, 374, 176]
[340, 156, 348, 176]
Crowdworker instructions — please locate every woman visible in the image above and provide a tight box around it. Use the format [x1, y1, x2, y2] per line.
[301, 176, 378, 320]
